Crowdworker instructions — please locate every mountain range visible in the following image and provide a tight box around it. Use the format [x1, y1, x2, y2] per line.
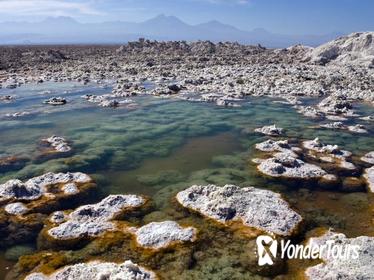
[0, 15, 343, 47]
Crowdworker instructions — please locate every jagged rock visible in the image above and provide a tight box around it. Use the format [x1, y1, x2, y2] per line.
[43, 97, 67, 105]
[361, 152, 374, 165]
[305, 231, 374, 280]
[4, 202, 28, 215]
[168, 84, 183, 92]
[317, 96, 355, 117]
[49, 211, 66, 224]
[364, 166, 374, 192]
[0, 95, 15, 102]
[295, 106, 324, 118]
[0, 172, 94, 247]
[0, 172, 92, 203]
[305, 32, 374, 67]
[99, 99, 119, 107]
[302, 138, 352, 159]
[255, 139, 300, 157]
[257, 153, 327, 179]
[320, 122, 346, 130]
[25, 260, 157, 280]
[0, 179, 43, 202]
[176, 184, 302, 236]
[360, 115, 374, 122]
[131, 221, 197, 249]
[325, 115, 348, 121]
[302, 138, 356, 171]
[47, 194, 145, 240]
[347, 124, 368, 134]
[42, 135, 71, 153]
[254, 125, 284, 136]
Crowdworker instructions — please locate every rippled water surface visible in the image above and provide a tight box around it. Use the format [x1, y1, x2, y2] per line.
[0, 82, 373, 279]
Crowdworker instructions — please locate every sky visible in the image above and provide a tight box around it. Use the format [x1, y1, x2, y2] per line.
[0, 0, 373, 35]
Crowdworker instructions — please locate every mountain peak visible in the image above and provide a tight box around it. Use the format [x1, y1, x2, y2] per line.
[41, 16, 78, 25]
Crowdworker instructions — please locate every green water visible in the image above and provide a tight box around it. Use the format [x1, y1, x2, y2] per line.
[0, 82, 373, 279]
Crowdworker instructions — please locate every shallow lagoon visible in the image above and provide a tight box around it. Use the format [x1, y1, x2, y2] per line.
[0, 82, 373, 279]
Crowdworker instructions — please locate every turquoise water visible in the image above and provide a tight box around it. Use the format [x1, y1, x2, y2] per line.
[0, 82, 373, 279]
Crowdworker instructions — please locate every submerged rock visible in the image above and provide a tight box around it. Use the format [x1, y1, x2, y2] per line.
[5, 111, 31, 118]
[176, 184, 302, 236]
[254, 124, 284, 136]
[361, 151, 374, 165]
[0, 155, 28, 173]
[320, 122, 346, 130]
[42, 135, 72, 153]
[46, 194, 146, 241]
[305, 231, 374, 280]
[360, 115, 374, 122]
[347, 124, 368, 134]
[131, 221, 197, 249]
[364, 166, 374, 192]
[99, 99, 119, 107]
[43, 97, 67, 105]
[25, 260, 157, 280]
[4, 244, 36, 261]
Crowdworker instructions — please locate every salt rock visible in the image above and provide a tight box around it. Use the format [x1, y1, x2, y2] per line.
[255, 139, 299, 157]
[257, 153, 327, 179]
[176, 184, 302, 236]
[48, 194, 145, 240]
[4, 202, 28, 215]
[364, 166, 374, 192]
[305, 230, 374, 280]
[302, 138, 352, 159]
[347, 124, 368, 134]
[0, 172, 91, 202]
[132, 221, 197, 249]
[42, 135, 71, 153]
[254, 124, 284, 136]
[25, 260, 157, 280]
[361, 152, 374, 165]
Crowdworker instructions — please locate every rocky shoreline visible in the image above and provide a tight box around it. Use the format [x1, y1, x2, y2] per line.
[0, 32, 373, 280]
[1, 33, 374, 106]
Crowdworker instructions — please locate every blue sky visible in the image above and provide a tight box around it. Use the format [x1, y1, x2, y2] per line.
[0, 0, 373, 34]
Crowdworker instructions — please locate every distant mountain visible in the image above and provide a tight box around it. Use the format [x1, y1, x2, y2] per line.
[0, 15, 343, 47]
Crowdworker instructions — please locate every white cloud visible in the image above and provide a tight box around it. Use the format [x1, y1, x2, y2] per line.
[0, 0, 104, 17]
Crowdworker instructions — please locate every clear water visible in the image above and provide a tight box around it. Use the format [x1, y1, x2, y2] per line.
[0, 82, 373, 279]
